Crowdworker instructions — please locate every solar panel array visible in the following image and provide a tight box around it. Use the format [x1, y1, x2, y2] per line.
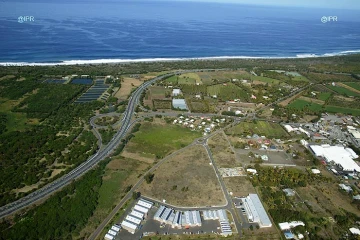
[43, 79, 66, 84]
[75, 80, 110, 103]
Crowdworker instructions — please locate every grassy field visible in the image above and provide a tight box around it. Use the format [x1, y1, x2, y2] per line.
[327, 85, 360, 97]
[115, 77, 143, 99]
[287, 99, 323, 112]
[124, 120, 202, 159]
[166, 73, 202, 85]
[344, 82, 360, 91]
[324, 105, 360, 116]
[252, 76, 280, 84]
[79, 156, 149, 238]
[208, 132, 238, 168]
[225, 121, 288, 139]
[223, 177, 256, 197]
[318, 92, 332, 101]
[207, 83, 248, 101]
[138, 145, 226, 207]
[153, 99, 171, 109]
[149, 86, 169, 99]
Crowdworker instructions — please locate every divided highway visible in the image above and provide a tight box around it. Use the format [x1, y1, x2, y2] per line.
[0, 69, 229, 219]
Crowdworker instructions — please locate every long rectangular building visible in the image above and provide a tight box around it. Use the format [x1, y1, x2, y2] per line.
[137, 199, 153, 209]
[242, 194, 272, 228]
[121, 220, 137, 234]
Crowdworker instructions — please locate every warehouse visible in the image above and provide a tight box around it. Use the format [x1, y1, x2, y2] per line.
[125, 215, 142, 225]
[154, 205, 166, 221]
[309, 145, 360, 172]
[137, 199, 153, 209]
[104, 233, 114, 240]
[183, 211, 202, 227]
[130, 210, 144, 220]
[242, 194, 272, 228]
[172, 211, 182, 229]
[121, 220, 138, 234]
[134, 204, 150, 216]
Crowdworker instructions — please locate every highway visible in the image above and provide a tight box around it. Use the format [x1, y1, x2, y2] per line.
[0, 69, 231, 219]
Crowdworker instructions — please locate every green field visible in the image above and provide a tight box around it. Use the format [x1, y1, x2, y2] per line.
[327, 85, 360, 97]
[127, 122, 202, 158]
[166, 73, 201, 85]
[325, 106, 360, 116]
[318, 92, 332, 101]
[344, 82, 360, 91]
[226, 121, 288, 138]
[207, 83, 248, 101]
[288, 99, 323, 112]
[166, 75, 178, 84]
[252, 76, 280, 84]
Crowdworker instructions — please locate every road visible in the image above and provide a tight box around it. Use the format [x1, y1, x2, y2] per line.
[0, 69, 232, 219]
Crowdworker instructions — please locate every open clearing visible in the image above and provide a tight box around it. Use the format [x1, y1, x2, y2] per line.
[208, 132, 238, 168]
[223, 177, 256, 197]
[225, 121, 288, 139]
[339, 82, 360, 94]
[139, 145, 226, 207]
[123, 120, 202, 160]
[114, 77, 143, 99]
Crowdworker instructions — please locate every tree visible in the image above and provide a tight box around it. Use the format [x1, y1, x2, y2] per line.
[144, 173, 155, 184]
[132, 191, 141, 200]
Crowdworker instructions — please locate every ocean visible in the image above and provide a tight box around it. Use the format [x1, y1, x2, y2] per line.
[0, 0, 360, 65]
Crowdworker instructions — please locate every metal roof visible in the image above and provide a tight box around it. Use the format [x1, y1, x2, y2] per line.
[246, 194, 272, 227]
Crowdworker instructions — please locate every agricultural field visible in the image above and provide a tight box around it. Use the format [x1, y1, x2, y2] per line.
[79, 156, 150, 238]
[114, 76, 143, 99]
[153, 99, 171, 109]
[208, 132, 238, 168]
[225, 121, 288, 139]
[344, 82, 360, 91]
[149, 86, 170, 99]
[198, 70, 252, 85]
[122, 119, 202, 161]
[166, 73, 202, 85]
[327, 85, 360, 97]
[252, 75, 280, 84]
[324, 106, 360, 116]
[138, 145, 226, 207]
[303, 72, 357, 82]
[287, 99, 323, 112]
[318, 92, 332, 101]
[207, 83, 249, 101]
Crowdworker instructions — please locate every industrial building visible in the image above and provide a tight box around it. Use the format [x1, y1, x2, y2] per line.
[183, 211, 202, 227]
[172, 211, 182, 229]
[172, 99, 188, 110]
[137, 199, 154, 209]
[309, 145, 360, 172]
[121, 220, 138, 234]
[202, 209, 228, 221]
[130, 210, 144, 220]
[134, 204, 150, 216]
[172, 89, 181, 96]
[241, 194, 272, 228]
[126, 215, 142, 225]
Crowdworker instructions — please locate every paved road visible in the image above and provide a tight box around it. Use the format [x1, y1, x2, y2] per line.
[0, 69, 232, 220]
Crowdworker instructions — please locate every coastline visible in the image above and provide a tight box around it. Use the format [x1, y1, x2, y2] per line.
[0, 50, 360, 66]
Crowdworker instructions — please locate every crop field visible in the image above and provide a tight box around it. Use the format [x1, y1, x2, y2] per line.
[139, 145, 226, 207]
[197, 70, 251, 85]
[166, 73, 202, 85]
[318, 92, 332, 101]
[207, 83, 248, 101]
[226, 121, 288, 139]
[344, 82, 360, 91]
[187, 99, 214, 113]
[252, 76, 280, 84]
[287, 99, 323, 112]
[208, 132, 238, 168]
[327, 85, 360, 97]
[148, 86, 169, 99]
[153, 99, 171, 109]
[124, 121, 202, 160]
[324, 106, 360, 116]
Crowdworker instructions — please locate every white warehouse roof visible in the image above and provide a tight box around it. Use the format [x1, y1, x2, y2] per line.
[130, 210, 144, 219]
[134, 204, 149, 214]
[104, 234, 114, 240]
[243, 194, 272, 228]
[279, 221, 305, 230]
[137, 200, 153, 209]
[172, 99, 188, 110]
[121, 220, 137, 230]
[309, 145, 360, 172]
[126, 215, 141, 225]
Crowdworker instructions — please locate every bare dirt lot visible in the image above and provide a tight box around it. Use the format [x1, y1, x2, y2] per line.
[223, 177, 256, 197]
[138, 145, 226, 207]
[208, 132, 239, 168]
[115, 77, 144, 99]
